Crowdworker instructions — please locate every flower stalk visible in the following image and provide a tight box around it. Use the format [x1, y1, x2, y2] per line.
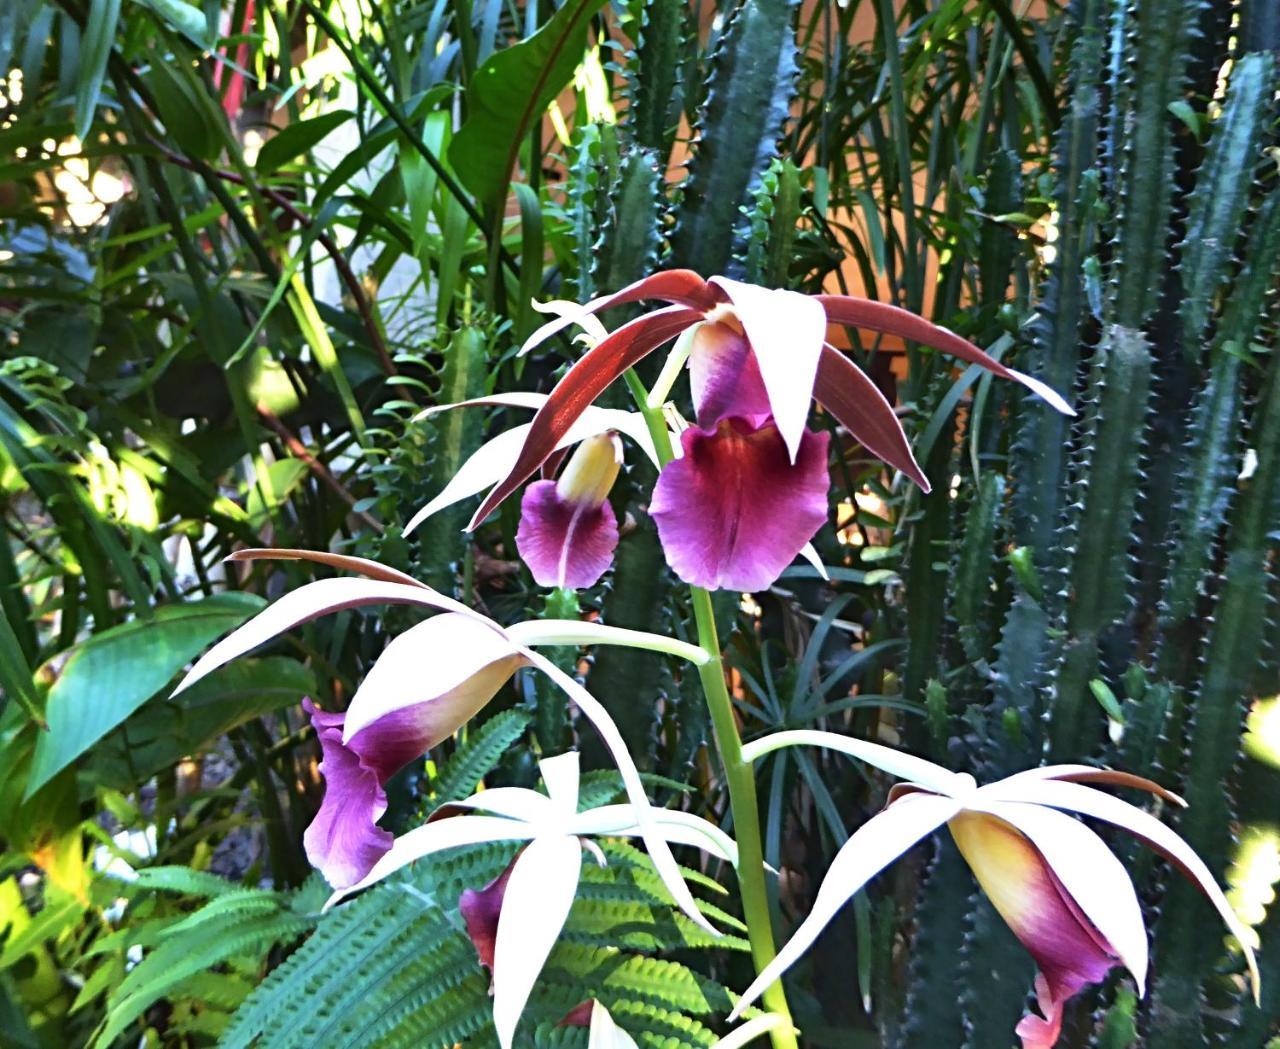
[633, 369, 798, 1049]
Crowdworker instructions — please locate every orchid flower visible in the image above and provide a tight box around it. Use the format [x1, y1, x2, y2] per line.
[169, 547, 714, 934]
[404, 394, 654, 589]
[565, 1000, 790, 1049]
[460, 270, 1072, 592]
[323, 751, 735, 1049]
[728, 731, 1260, 1049]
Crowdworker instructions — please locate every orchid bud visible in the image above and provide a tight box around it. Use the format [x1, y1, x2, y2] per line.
[554, 432, 622, 508]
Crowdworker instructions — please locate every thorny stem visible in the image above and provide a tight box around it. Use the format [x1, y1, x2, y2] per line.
[630, 371, 799, 1049]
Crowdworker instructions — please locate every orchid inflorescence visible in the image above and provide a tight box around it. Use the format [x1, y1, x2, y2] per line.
[175, 273, 1259, 1049]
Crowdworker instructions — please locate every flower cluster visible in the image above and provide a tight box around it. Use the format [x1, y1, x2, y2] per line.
[419, 270, 1070, 592]
[174, 275, 1261, 1049]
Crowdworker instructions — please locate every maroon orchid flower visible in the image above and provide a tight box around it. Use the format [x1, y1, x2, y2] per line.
[469, 271, 1072, 593]
[516, 431, 623, 589]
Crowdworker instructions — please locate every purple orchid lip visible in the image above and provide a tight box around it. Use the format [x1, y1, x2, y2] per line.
[460, 854, 518, 979]
[516, 432, 623, 589]
[949, 811, 1120, 1048]
[301, 699, 395, 891]
[651, 417, 830, 592]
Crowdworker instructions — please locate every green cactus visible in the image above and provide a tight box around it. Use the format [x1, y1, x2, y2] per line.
[669, 0, 801, 277]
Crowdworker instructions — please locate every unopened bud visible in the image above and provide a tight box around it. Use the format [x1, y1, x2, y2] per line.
[555, 432, 623, 507]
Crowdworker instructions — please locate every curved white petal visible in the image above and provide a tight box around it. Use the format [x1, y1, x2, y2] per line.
[414, 393, 552, 421]
[539, 751, 581, 815]
[998, 778, 1259, 1000]
[710, 1014, 791, 1049]
[405, 408, 660, 534]
[324, 814, 535, 908]
[343, 613, 524, 742]
[568, 805, 739, 865]
[977, 799, 1149, 993]
[507, 619, 709, 666]
[1006, 368, 1076, 416]
[493, 834, 582, 1049]
[518, 647, 717, 936]
[587, 1001, 641, 1049]
[532, 299, 610, 345]
[798, 543, 829, 580]
[405, 424, 536, 534]
[729, 794, 959, 1020]
[172, 578, 474, 695]
[708, 277, 826, 463]
[739, 729, 970, 797]
[446, 787, 555, 823]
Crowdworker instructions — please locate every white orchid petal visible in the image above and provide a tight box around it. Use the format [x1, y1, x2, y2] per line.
[999, 778, 1259, 1000]
[539, 752, 581, 815]
[343, 613, 525, 742]
[977, 799, 1149, 993]
[413, 393, 551, 421]
[581, 837, 608, 868]
[518, 648, 718, 935]
[710, 1014, 791, 1049]
[506, 619, 709, 666]
[798, 543, 829, 580]
[532, 299, 611, 345]
[172, 578, 472, 695]
[708, 277, 826, 463]
[587, 1001, 641, 1049]
[406, 406, 661, 534]
[493, 834, 582, 1049]
[1006, 368, 1076, 416]
[569, 805, 739, 865]
[730, 794, 959, 1020]
[739, 729, 969, 796]
[324, 815, 535, 908]
[447, 788, 555, 823]
[405, 425, 536, 534]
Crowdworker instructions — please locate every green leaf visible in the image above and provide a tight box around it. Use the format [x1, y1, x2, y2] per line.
[146, 56, 224, 162]
[91, 657, 315, 788]
[75, 0, 122, 141]
[26, 593, 264, 797]
[449, 0, 608, 207]
[127, 0, 211, 48]
[245, 457, 310, 527]
[0, 612, 43, 729]
[255, 110, 353, 175]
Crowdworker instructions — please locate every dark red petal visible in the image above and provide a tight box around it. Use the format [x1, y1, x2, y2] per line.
[557, 1001, 596, 1028]
[813, 345, 930, 492]
[818, 295, 1072, 413]
[460, 856, 517, 973]
[468, 306, 702, 530]
[228, 548, 428, 587]
[1044, 769, 1183, 804]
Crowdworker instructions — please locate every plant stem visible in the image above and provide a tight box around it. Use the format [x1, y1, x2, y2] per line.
[691, 587, 798, 1049]
[629, 370, 798, 1048]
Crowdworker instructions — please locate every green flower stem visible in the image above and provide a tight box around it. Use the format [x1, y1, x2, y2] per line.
[628, 369, 799, 1049]
[691, 588, 798, 1049]
[511, 620, 710, 666]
